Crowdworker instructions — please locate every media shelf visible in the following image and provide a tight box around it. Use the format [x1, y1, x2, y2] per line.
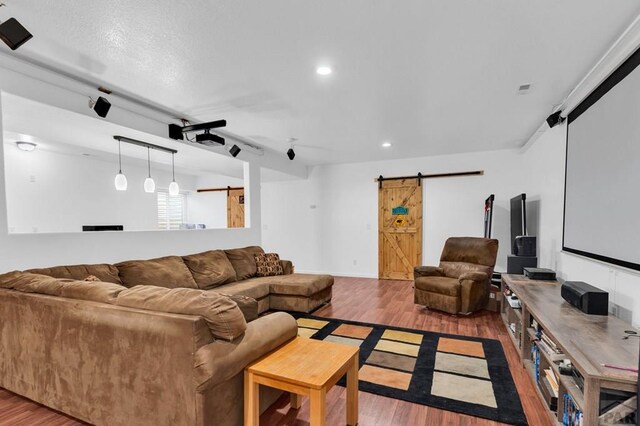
[501, 274, 639, 426]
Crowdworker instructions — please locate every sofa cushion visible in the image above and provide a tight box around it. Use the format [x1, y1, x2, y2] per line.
[212, 279, 270, 300]
[224, 246, 264, 280]
[0, 271, 126, 303]
[115, 286, 246, 341]
[254, 253, 284, 277]
[182, 250, 237, 289]
[26, 263, 123, 285]
[116, 256, 198, 289]
[414, 276, 461, 297]
[213, 293, 258, 322]
[250, 273, 333, 297]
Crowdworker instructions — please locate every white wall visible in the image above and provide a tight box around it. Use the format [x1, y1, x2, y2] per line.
[187, 175, 244, 229]
[4, 144, 198, 233]
[262, 149, 527, 277]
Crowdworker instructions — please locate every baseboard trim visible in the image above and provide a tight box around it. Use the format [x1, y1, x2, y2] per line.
[295, 269, 379, 279]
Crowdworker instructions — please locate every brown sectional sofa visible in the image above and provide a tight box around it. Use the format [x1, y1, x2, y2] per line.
[0, 246, 333, 426]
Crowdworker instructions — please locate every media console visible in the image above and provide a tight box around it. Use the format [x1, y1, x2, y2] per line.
[500, 274, 638, 425]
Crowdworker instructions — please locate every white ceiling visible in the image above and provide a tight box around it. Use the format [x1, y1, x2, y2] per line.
[3, 1, 640, 165]
[1, 93, 245, 180]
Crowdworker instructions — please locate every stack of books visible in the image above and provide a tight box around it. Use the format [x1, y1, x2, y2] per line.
[540, 367, 559, 411]
[562, 393, 583, 425]
[537, 331, 564, 361]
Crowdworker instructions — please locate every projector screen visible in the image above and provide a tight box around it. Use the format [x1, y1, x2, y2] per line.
[564, 47, 640, 271]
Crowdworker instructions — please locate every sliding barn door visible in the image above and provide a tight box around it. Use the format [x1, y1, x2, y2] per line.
[378, 178, 423, 280]
[227, 189, 245, 228]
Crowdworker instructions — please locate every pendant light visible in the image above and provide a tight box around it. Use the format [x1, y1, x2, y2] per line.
[143, 147, 155, 193]
[114, 139, 128, 191]
[168, 152, 179, 196]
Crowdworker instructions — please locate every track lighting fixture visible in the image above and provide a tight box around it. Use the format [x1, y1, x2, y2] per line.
[546, 110, 565, 128]
[169, 152, 179, 196]
[114, 139, 128, 191]
[144, 147, 155, 193]
[229, 144, 241, 158]
[89, 96, 111, 118]
[195, 130, 225, 146]
[16, 141, 36, 152]
[0, 6, 33, 51]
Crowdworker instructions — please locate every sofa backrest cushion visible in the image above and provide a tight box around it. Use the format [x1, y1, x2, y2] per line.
[0, 271, 126, 304]
[224, 246, 265, 280]
[115, 286, 247, 341]
[182, 250, 237, 289]
[26, 263, 123, 285]
[116, 256, 198, 289]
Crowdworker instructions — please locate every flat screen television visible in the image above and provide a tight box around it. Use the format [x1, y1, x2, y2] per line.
[510, 194, 527, 255]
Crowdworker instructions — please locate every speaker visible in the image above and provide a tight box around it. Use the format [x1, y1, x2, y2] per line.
[507, 255, 537, 274]
[93, 96, 111, 118]
[546, 110, 565, 128]
[0, 18, 33, 51]
[561, 281, 608, 315]
[82, 225, 124, 232]
[229, 144, 241, 157]
[514, 236, 536, 256]
[168, 124, 184, 140]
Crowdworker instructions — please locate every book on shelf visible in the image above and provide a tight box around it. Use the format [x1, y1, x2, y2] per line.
[536, 340, 565, 362]
[544, 368, 559, 397]
[563, 393, 583, 426]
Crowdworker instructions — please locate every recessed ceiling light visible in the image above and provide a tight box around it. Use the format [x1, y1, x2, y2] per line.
[381, 142, 392, 148]
[316, 66, 332, 76]
[16, 141, 37, 152]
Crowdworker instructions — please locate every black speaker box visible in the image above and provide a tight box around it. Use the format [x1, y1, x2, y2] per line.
[561, 281, 608, 316]
[507, 255, 537, 274]
[514, 235, 536, 256]
[93, 96, 111, 118]
[168, 124, 184, 140]
[82, 225, 124, 232]
[0, 18, 33, 50]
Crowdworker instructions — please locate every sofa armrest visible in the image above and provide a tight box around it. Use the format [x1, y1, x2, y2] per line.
[458, 271, 488, 282]
[194, 312, 298, 391]
[459, 272, 490, 313]
[414, 266, 444, 279]
[280, 260, 294, 275]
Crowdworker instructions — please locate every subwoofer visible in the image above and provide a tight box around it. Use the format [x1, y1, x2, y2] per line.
[514, 236, 536, 256]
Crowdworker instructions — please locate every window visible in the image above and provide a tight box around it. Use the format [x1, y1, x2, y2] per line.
[157, 190, 186, 230]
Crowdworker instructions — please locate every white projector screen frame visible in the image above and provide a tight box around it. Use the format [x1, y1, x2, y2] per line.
[564, 46, 640, 272]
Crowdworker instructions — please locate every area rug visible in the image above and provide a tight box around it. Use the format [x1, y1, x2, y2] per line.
[292, 314, 527, 425]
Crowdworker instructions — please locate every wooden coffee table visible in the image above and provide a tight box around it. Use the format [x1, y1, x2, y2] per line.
[244, 337, 359, 426]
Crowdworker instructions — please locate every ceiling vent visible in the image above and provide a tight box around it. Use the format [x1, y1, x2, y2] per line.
[518, 83, 532, 95]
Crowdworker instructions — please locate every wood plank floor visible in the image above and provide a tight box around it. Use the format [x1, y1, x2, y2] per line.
[0, 277, 550, 426]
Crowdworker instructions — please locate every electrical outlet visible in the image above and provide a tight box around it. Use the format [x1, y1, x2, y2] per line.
[29, 175, 36, 183]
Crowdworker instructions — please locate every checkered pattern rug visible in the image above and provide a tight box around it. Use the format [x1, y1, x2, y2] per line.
[293, 314, 527, 425]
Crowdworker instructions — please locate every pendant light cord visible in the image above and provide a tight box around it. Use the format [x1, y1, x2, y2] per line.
[118, 140, 123, 173]
[172, 153, 176, 181]
[147, 147, 151, 178]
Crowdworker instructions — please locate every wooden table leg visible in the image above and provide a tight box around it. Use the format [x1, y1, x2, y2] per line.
[290, 392, 302, 409]
[309, 388, 326, 426]
[244, 371, 259, 426]
[346, 354, 359, 426]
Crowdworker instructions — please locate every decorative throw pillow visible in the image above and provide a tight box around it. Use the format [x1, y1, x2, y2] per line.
[254, 253, 284, 277]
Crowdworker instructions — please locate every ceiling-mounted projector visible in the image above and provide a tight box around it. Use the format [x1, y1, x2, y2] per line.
[196, 131, 225, 146]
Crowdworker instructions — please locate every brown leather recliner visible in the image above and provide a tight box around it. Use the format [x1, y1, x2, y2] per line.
[414, 237, 498, 314]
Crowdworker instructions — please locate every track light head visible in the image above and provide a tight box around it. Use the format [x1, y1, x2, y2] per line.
[89, 96, 111, 118]
[229, 144, 241, 158]
[195, 130, 225, 146]
[287, 147, 295, 160]
[546, 110, 565, 128]
[0, 17, 33, 50]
